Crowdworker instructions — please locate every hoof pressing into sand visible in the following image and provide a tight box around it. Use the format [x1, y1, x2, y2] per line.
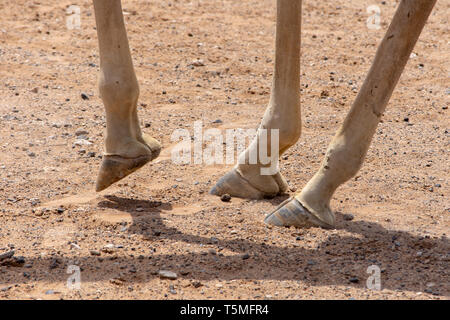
[210, 167, 288, 200]
[264, 196, 335, 229]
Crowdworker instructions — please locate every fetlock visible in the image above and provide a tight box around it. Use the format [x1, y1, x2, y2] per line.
[104, 136, 153, 159]
[210, 164, 288, 199]
[236, 164, 288, 195]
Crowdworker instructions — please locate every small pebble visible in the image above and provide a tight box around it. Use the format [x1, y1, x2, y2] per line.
[70, 243, 81, 250]
[220, 194, 231, 202]
[349, 277, 359, 283]
[343, 213, 354, 221]
[90, 250, 101, 256]
[307, 260, 316, 266]
[169, 285, 177, 294]
[0, 250, 15, 260]
[159, 270, 178, 280]
[189, 59, 205, 67]
[49, 259, 59, 269]
[73, 139, 92, 146]
[75, 129, 89, 136]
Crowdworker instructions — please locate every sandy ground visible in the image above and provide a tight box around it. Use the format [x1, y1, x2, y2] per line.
[0, 0, 448, 300]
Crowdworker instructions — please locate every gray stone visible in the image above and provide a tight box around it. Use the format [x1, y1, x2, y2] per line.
[159, 270, 178, 280]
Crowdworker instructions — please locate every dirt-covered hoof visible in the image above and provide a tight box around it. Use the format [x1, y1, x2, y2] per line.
[210, 168, 267, 199]
[210, 167, 288, 199]
[96, 155, 152, 192]
[264, 196, 335, 229]
[96, 135, 161, 192]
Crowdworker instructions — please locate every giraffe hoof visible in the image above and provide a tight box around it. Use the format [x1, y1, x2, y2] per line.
[96, 135, 161, 192]
[96, 155, 152, 192]
[210, 168, 266, 199]
[210, 167, 287, 199]
[264, 196, 335, 229]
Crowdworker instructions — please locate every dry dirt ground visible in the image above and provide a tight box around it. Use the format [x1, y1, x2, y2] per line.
[0, 0, 448, 300]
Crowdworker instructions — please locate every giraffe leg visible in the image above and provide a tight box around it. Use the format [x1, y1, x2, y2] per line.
[211, 0, 302, 199]
[265, 0, 437, 228]
[93, 0, 160, 192]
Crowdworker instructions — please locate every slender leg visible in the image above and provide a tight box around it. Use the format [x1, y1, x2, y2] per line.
[265, 0, 437, 228]
[93, 0, 160, 192]
[211, 0, 302, 199]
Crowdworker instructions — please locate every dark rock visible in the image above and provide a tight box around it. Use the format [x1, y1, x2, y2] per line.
[49, 258, 60, 269]
[307, 260, 316, 266]
[0, 250, 15, 260]
[220, 194, 231, 202]
[349, 277, 359, 283]
[90, 250, 101, 256]
[343, 213, 354, 221]
[1, 256, 25, 267]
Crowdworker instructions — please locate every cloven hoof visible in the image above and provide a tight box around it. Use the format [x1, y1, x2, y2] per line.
[264, 196, 335, 229]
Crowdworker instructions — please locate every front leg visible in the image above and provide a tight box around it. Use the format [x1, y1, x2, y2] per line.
[265, 0, 437, 228]
[211, 0, 302, 199]
[93, 0, 161, 192]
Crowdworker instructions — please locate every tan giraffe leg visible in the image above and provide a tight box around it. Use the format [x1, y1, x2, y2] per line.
[93, 0, 161, 192]
[211, 0, 302, 199]
[265, 0, 437, 228]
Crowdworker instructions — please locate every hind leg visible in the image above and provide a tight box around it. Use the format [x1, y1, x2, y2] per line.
[265, 0, 437, 228]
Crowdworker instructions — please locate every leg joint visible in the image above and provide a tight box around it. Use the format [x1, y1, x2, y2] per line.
[98, 72, 139, 106]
